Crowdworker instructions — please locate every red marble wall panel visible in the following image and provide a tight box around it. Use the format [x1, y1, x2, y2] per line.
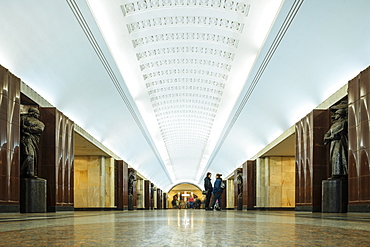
[157, 189, 162, 209]
[115, 160, 129, 209]
[144, 180, 150, 209]
[163, 193, 167, 209]
[348, 66, 370, 209]
[39, 107, 74, 211]
[0, 65, 20, 209]
[295, 110, 330, 211]
[242, 160, 255, 209]
[234, 168, 242, 208]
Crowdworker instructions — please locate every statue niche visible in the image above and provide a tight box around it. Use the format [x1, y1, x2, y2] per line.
[128, 169, 137, 196]
[20, 107, 45, 178]
[323, 101, 348, 179]
[321, 100, 348, 213]
[236, 170, 243, 197]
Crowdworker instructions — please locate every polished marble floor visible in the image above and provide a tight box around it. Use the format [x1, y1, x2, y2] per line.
[1, 209, 370, 246]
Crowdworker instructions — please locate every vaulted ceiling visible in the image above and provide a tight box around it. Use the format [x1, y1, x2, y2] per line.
[0, 0, 369, 191]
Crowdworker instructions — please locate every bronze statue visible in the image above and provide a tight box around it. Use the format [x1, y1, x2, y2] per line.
[324, 105, 348, 179]
[20, 107, 45, 178]
[128, 170, 137, 196]
[236, 170, 243, 197]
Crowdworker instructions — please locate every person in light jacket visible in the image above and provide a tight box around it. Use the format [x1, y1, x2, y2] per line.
[210, 173, 223, 211]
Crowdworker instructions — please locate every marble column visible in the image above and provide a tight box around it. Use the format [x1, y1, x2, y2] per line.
[348, 66, 370, 212]
[0, 65, 20, 213]
[115, 160, 128, 210]
[144, 180, 150, 210]
[156, 189, 162, 209]
[163, 192, 167, 209]
[295, 110, 330, 212]
[39, 107, 74, 212]
[243, 160, 256, 210]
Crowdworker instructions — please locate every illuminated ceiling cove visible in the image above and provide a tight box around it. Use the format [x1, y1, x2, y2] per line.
[85, 0, 283, 184]
[1, 0, 370, 191]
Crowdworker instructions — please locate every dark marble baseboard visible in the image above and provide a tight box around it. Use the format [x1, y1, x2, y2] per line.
[115, 207, 128, 210]
[254, 207, 295, 211]
[74, 207, 119, 211]
[348, 204, 370, 212]
[48, 206, 74, 212]
[0, 205, 20, 213]
[295, 206, 321, 212]
[243, 206, 256, 210]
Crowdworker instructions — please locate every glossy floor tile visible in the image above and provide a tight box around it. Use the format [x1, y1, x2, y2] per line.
[1, 210, 370, 246]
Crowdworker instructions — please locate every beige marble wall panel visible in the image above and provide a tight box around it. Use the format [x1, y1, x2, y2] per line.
[282, 188, 295, 207]
[269, 186, 282, 207]
[281, 157, 295, 207]
[137, 179, 144, 208]
[74, 157, 90, 207]
[256, 158, 267, 207]
[88, 186, 101, 207]
[269, 157, 283, 187]
[99, 157, 105, 207]
[153, 190, 157, 209]
[227, 179, 234, 208]
[265, 156, 295, 208]
[75, 156, 117, 208]
[104, 157, 115, 207]
[87, 157, 101, 187]
[268, 157, 282, 207]
[73, 189, 87, 208]
[282, 157, 295, 173]
[74, 160, 88, 190]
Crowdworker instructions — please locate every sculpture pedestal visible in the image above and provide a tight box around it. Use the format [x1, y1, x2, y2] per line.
[237, 196, 243, 210]
[128, 195, 133, 211]
[322, 179, 347, 213]
[20, 178, 47, 213]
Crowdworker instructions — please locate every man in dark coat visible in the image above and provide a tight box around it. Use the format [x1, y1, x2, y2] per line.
[204, 172, 213, 210]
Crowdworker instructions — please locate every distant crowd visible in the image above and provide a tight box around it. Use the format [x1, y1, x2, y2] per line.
[171, 172, 224, 211]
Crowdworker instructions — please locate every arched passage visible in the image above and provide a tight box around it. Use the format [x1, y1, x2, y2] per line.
[168, 183, 203, 209]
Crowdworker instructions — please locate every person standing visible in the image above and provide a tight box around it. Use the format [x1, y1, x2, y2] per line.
[210, 174, 224, 211]
[188, 196, 195, 209]
[171, 197, 177, 209]
[204, 172, 213, 210]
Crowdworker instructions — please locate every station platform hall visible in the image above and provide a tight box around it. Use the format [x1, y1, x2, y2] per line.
[1, 0, 370, 246]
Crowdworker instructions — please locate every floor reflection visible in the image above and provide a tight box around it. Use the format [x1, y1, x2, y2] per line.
[0, 210, 370, 246]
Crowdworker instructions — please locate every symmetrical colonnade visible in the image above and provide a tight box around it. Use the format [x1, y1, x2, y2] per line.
[1, 65, 370, 213]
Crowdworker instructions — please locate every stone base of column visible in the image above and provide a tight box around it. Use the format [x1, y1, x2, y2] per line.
[322, 179, 348, 213]
[237, 196, 243, 210]
[20, 178, 47, 213]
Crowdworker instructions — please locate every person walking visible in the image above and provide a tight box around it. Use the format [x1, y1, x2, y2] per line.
[204, 172, 213, 210]
[210, 173, 224, 211]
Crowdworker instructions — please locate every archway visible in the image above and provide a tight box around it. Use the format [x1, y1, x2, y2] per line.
[168, 183, 203, 209]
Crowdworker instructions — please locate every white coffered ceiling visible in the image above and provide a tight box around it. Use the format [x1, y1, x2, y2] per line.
[82, 0, 283, 185]
[0, 0, 370, 191]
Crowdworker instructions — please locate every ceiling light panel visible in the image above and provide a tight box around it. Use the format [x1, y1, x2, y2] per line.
[121, 0, 251, 16]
